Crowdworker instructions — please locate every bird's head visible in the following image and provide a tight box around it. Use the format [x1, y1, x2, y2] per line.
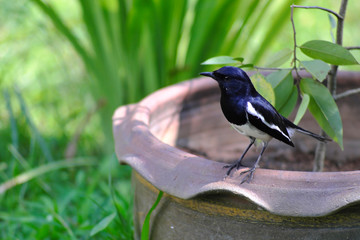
[200, 66, 254, 95]
[200, 66, 252, 84]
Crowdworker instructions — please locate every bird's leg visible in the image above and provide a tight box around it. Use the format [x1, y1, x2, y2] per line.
[240, 142, 268, 184]
[224, 137, 256, 176]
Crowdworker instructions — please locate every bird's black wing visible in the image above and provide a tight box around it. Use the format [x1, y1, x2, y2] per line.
[246, 97, 294, 147]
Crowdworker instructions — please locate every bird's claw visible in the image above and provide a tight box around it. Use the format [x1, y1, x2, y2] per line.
[223, 162, 243, 176]
[239, 167, 256, 184]
[223, 163, 256, 184]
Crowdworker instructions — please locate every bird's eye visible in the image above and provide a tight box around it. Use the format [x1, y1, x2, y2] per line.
[224, 76, 229, 80]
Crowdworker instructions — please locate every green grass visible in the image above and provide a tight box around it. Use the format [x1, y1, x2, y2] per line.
[0, 156, 133, 239]
[0, 1, 135, 237]
[0, 88, 133, 239]
[2, 76, 144, 238]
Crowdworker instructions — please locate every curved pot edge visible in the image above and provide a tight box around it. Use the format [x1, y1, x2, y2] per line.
[112, 75, 360, 217]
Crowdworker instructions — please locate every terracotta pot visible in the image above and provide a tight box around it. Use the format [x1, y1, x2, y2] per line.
[113, 71, 360, 240]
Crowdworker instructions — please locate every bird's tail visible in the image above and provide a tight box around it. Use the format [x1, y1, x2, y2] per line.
[284, 119, 332, 142]
[294, 127, 331, 142]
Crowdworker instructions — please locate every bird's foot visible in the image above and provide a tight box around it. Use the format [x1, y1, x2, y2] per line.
[239, 167, 256, 184]
[223, 161, 244, 176]
[223, 163, 257, 184]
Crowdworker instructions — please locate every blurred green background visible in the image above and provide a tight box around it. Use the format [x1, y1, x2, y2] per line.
[1, 0, 359, 238]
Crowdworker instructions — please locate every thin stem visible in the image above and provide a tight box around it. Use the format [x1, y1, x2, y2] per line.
[334, 88, 360, 100]
[290, 5, 301, 79]
[336, 0, 348, 46]
[328, 0, 347, 97]
[313, 0, 348, 172]
[291, 5, 343, 20]
[313, 140, 326, 172]
[346, 46, 360, 50]
[254, 66, 305, 71]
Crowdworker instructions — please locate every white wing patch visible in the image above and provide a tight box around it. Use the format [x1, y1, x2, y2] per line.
[246, 102, 291, 142]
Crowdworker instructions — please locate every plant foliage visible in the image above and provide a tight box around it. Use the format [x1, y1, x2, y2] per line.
[202, 18, 359, 150]
[30, 0, 296, 144]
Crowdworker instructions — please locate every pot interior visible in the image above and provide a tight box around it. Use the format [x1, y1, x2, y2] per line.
[148, 76, 360, 172]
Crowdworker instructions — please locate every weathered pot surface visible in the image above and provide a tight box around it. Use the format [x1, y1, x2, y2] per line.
[113, 71, 360, 217]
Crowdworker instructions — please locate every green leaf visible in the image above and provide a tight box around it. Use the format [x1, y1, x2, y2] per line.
[294, 94, 310, 125]
[233, 57, 244, 62]
[251, 73, 275, 106]
[274, 73, 293, 110]
[307, 97, 336, 140]
[278, 85, 298, 117]
[90, 213, 117, 236]
[141, 191, 164, 240]
[201, 56, 241, 65]
[300, 40, 359, 65]
[300, 60, 330, 82]
[264, 48, 293, 67]
[300, 78, 343, 149]
[266, 69, 291, 88]
[328, 13, 336, 29]
[238, 63, 254, 69]
[328, 14, 336, 43]
[266, 70, 293, 110]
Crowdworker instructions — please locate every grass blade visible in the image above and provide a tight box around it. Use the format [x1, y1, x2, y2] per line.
[186, 0, 241, 73]
[250, 1, 305, 64]
[8, 144, 52, 194]
[221, 0, 261, 53]
[30, 0, 92, 69]
[0, 158, 96, 194]
[14, 87, 54, 162]
[109, 173, 133, 239]
[3, 89, 18, 150]
[90, 212, 117, 237]
[234, 1, 272, 59]
[52, 211, 77, 240]
[141, 191, 163, 240]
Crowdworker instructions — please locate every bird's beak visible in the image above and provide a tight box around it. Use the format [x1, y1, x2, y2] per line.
[200, 72, 214, 78]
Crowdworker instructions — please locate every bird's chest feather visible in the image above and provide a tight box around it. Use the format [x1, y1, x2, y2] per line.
[230, 122, 272, 142]
[220, 96, 247, 125]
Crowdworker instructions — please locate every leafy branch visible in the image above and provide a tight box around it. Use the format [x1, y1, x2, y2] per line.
[202, 1, 359, 172]
[294, 0, 349, 171]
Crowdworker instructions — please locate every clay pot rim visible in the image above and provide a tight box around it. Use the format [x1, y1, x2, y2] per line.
[113, 71, 360, 217]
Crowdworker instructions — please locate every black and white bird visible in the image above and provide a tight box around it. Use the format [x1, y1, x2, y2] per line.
[200, 66, 330, 183]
